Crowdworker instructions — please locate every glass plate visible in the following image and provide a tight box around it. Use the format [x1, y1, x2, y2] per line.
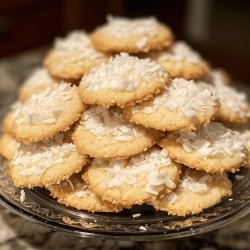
[0, 112, 250, 241]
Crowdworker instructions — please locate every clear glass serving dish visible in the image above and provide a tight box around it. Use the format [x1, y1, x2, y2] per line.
[0, 158, 249, 241]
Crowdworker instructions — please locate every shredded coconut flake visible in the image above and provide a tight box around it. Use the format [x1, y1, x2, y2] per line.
[132, 78, 217, 118]
[20, 189, 26, 203]
[80, 106, 146, 143]
[132, 213, 141, 218]
[157, 41, 202, 64]
[239, 130, 250, 150]
[12, 133, 77, 176]
[164, 192, 177, 204]
[81, 53, 166, 92]
[12, 83, 75, 125]
[54, 31, 104, 63]
[96, 148, 176, 196]
[176, 122, 245, 158]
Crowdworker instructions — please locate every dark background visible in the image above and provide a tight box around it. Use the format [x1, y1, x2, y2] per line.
[0, 0, 250, 83]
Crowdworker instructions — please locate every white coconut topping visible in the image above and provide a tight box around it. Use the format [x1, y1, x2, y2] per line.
[209, 69, 229, 86]
[12, 133, 77, 176]
[80, 106, 146, 143]
[176, 122, 245, 158]
[22, 68, 56, 88]
[12, 83, 75, 125]
[20, 189, 26, 203]
[163, 192, 177, 204]
[132, 78, 218, 118]
[212, 84, 250, 119]
[157, 41, 202, 64]
[101, 15, 159, 39]
[80, 53, 166, 92]
[95, 148, 177, 196]
[54, 30, 104, 62]
[179, 173, 212, 193]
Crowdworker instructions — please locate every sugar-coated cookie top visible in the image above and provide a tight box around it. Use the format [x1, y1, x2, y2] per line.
[81, 53, 167, 92]
[94, 148, 177, 195]
[157, 41, 202, 64]
[23, 68, 56, 87]
[132, 78, 217, 118]
[12, 83, 76, 125]
[12, 133, 77, 176]
[176, 122, 245, 158]
[100, 15, 159, 39]
[80, 106, 146, 142]
[54, 31, 104, 61]
[213, 84, 250, 119]
[164, 170, 227, 204]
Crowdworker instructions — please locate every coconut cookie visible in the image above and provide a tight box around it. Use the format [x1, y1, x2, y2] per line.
[91, 16, 174, 53]
[44, 31, 107, 82]
[19, 68, 58, 103]
[72, 106, 161, 159]
[150, 41, 210, 79]
[150, 169, 232, 216]
[212, 84, 250, 124]
[125, 78, 219, 131]
[84, 147, 181, 207]
[4, 83, 85, 144]
[48, 173, 122, 213]
[79, 53, 169, 107]
[159, 122, 246, 173]
[204, 69, 231, 86]
[0, 133, 20, 161]
[9, 132, 88, 188]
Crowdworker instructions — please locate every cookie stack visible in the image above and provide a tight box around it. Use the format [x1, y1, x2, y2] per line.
[1, 16, 249, 216]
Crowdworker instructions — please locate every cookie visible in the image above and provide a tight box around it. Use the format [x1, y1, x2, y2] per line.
[124, 78, 219, 131]
[204, 68, 231, 86]
[19, 68, 58, 103]
[9, 132, 88, 188]
[4, 83, 85, 144]
[72, 106, 162, 159]
[84, 147, 181, 207]
[150, 168, 232, 216]
[91, 16, 174, 53]
[159, 122, 246, 173]
[44, 31, 108, 82]
[48, 172, 122, 213]
[149, 41, 210, 79]
[0, 133, 20, 161]
[79, 53, 170, 107]
[212, 84, 250, 124]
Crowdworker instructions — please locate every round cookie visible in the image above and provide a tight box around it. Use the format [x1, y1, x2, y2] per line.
[204, 68, 231, 86]
[149, 41, 210, 79]
[48, 172, 122, 213]
[72, 106, 162, 159]
[84, 147, 181, 207]
[159, 122, 246, 173]
[212, 83, 250, 124]
[124, 78, 219, 131]
[79, 53, 170, 107]
[150, 169, 232, 216]
[19, 68, 58, 103]
[4, 83, 85, 144]
[0, 133, 20, 161]
[91, 16, 174, 53]
[10, 132, 88, 188]
[44, 31, 108, 82]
